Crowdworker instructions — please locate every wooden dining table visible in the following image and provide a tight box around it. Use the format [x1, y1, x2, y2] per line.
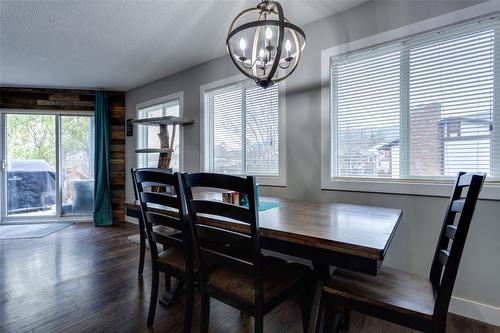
[122, 196, 403, 332]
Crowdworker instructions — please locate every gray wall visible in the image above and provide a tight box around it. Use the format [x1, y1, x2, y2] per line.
[126, 0, 500, 315]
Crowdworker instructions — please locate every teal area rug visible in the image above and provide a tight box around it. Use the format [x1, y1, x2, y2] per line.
[258, 201, 280, 211]
[241, 201, 281, 211]
[0, 223, 73, 240]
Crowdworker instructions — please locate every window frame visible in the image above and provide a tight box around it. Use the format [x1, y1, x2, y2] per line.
[321, 3, 500, 200]
[135, 91, 184, 171]
[200, 74, 286, 187]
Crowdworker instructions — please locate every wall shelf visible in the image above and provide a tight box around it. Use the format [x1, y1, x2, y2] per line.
[134, 148, 174, 154]
[132, 115, 194, 126]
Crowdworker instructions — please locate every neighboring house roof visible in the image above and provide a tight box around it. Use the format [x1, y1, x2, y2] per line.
[376, 139, 400, 151]
[438, 116, 491, 125]
[375, 115, 491, 152]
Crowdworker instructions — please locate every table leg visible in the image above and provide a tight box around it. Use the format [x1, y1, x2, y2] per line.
[159, 243, 184, 306]
[308, 279, 325, 333]
[323, 297, 348, 333]
[159, 278, 185, 306]
[308, 262, 330, 333]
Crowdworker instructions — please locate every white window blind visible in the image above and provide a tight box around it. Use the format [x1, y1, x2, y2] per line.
[332, 46, 401, 178]
[206, 81, 279, 176]
[137, 99, 180, 170]
[331, 17, 500, 181]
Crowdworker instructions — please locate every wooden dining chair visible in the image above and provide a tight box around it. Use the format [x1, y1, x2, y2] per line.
[322, 171, 486, 333]
[131, 168, 177, 278]
[182, 172, 312, 333]
[134, 168, 196, 332]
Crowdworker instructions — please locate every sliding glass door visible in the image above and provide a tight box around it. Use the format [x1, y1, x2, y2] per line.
[61, 116, 95, 216]
[5, 114, 57, 217]
[0, 111, 95, 223]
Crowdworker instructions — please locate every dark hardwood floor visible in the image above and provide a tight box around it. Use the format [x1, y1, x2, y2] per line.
[0, 223, 498, 333]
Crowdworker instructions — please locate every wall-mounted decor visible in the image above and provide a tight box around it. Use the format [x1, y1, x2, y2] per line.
[226, 0, 306, 88]
[126, 118, 134, 136]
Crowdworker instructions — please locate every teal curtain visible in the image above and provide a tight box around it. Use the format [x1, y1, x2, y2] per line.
[93, 91, 113, 226]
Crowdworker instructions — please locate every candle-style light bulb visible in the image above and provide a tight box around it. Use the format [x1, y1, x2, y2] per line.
[285, 39, 292, 58]
[265, 27, 273, 49]
[239, 38, 247, 59]
[259, 48, 267, 74]
[239, 38, 247, 51]
[265, 27, 273, 40]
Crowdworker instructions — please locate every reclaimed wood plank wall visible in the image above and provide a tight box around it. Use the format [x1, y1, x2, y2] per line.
[0, 87, 126, 224]
[108, 93, 126, 223]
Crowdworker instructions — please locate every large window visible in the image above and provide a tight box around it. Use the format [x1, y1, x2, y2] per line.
[329, 18, 499, 183]
[202, 77, 284, 185]
[137, 94, 182, 170]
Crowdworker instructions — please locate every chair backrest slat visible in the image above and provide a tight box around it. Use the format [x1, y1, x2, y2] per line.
[443, 224, 457, 240]
[185, 172, 249, 194]
[182, 173, 263, 306]
[136, 169, 178, 184]
[141, 181, 171, 189]
[195, 224, 253, 251]
[429, 171, 486, 320]
[133, 168, 192, 269]
[450, 199, 464, 213]
[437, 249, 449, 266]
[200, 247, 255, 273]
[140, 192, 179, 209]
[457, 173, 474, 187]
[146, 211, 184, 231]
[190, 199, 252, 224]
[152, 232, 184, 248]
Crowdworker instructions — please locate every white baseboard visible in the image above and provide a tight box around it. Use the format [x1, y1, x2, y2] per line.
[450, 296, 500, 327]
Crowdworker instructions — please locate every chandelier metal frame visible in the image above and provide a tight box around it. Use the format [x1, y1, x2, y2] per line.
[226, 0, 306, 88]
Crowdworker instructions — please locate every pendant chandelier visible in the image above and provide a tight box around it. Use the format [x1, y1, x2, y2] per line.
[226, 0, 306, 89]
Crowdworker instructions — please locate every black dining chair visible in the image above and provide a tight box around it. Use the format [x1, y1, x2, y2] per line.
[182, 172, 312, 333]
[131, 168, 176, 278]
[322, 171, 486, 333]
[133, 168, 196, 332]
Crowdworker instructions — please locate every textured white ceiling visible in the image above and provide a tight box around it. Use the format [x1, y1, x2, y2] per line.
[0, 0, 369, 91]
